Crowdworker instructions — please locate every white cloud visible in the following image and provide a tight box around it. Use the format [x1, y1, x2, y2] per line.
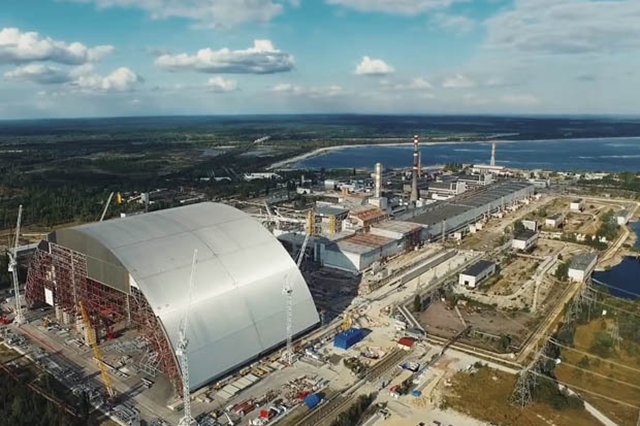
[430, 13, 475, 34]
[270, 83, 346, 98]
[485, 0, 640, 55]
[66, 0, 286, 28]
[501, 94, 541, 107]
[354, 56, 394, 76]
[4, 64, 71, 84]
[0, 27, 113, 65]
[381, 77, 432, 91]
[155, 40, 294, 74]
[206, 76, 238, 92]
[70, 65, 143, 92]
[327, 0, 460, 15]
[442, 73, 476, 89]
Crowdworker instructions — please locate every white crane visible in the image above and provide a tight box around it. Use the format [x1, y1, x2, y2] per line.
[8, 205, 25, 325]
[281, 232, 310, 366]
[99, 192, 115, 222]
[282, 275, 294, 366]
[177, 250, 198, 426]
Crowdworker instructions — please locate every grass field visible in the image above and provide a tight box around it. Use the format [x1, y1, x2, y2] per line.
[555, 318, 640, 426]
[444, 366, 601, 426]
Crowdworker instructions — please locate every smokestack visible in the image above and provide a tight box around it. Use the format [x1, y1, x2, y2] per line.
[374, 162, 382, 198]
[410, 135, 419, 203]
[490, 142, 496, 167]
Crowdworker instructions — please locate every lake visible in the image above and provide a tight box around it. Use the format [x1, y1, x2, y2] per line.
[295, 137, 640, 171]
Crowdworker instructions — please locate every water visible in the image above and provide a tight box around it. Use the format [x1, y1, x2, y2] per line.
[295, 137, 640, 171]
[593, 258, 640, 300]
[592, 221, 640, 299]
[631, 221, 640, 249]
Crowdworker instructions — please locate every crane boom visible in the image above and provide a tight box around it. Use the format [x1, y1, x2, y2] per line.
[177, 250, 198, 426]
[99, 192, 114, 222]
[9, 205, 24, 324]
[78, 301, 115, 399]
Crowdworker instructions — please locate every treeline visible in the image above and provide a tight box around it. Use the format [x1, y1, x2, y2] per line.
[0, 369, 89, 426]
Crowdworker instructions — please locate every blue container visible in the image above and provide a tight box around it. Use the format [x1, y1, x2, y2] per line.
[412, 390, 422, 397]
[304, 394, 321, 409]
[333, 328, 364, 350]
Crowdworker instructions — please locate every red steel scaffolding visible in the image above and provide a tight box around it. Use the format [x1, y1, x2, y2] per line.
[25, 242, 182, 393]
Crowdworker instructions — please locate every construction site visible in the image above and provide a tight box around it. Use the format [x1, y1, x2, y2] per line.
[2, 137, 640, 426]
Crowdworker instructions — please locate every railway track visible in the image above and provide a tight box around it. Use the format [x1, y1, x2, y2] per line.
[294, 394, 354, 426]
[365, 348, 411, 382]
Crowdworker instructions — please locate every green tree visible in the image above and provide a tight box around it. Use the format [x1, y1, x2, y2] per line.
[555, 262, 569, 281]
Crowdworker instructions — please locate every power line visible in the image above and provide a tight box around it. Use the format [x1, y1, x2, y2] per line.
[538, 353, 640, 392]
[593, 278, 640, 299]
[583, 297, 640, 320]
[589, 287, 640, 309]
[528, 369, 640, 411]
[547, 338, 640, 375]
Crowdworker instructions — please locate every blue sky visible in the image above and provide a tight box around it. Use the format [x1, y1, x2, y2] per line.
[1, 0, 639, 118]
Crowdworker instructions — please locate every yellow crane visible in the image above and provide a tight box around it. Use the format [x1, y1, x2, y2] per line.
[78, 301, 115, 400]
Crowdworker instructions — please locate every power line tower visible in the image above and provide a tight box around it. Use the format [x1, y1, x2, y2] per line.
[511, 341, 548, 408]
[177, 250, 198, 426]
[8, 205, 25, 325]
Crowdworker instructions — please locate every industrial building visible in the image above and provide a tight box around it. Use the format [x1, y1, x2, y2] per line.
[512, 230, 539, 251]
[616, 210, 630, 225]
[545, 213, 564, 228]
[568, 252, 598, 283]
[570, 198, 585, 211]
[25, 202, 320, 393]
[320, 220, 426, 274]
[458, 260, 496, 289]
[403, 181, 535, 240]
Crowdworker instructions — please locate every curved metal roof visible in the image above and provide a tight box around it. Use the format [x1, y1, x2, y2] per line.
[53, 202, 319, 391]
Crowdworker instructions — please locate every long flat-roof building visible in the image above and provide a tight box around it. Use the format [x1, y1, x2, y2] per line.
[26, 203, 319, 392]
[402, 181, 535, 240]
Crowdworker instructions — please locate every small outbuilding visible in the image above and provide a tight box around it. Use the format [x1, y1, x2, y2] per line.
[545, 213, 564, 228]
[568, 252, 598, 283]
[512, 230, 539, 251]
[570, 198, 585, 211]
[458, 260, 497, 289]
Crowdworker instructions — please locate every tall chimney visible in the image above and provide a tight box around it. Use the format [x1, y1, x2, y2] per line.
[410, 135, 419, 203]
[490, 142, 496, 167]
[374, 162, 382, 198]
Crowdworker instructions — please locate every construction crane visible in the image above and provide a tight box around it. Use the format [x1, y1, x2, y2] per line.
[8, 205, 25, 324]
[282, 276, 294, 366]
[99, 192, 115, 222]
[177, 250, 198, 426]
[78, 301, 115, 400]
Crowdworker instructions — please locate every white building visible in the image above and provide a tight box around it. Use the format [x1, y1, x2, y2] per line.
[570, 198, 585, 211]
[568, 252, 598, 283]
[512, 230, 539, 251]
[429, 181, 467, 197]
[616, 210, 629, 225]
[458, 260, 497, 289]
[243, 172, 281, 181]
[522, 219, 538, 232]
[472, 164, 506, 175]
[545, 213, 564, 228]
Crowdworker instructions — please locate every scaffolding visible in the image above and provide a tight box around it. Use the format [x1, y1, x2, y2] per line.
[25, 242, 182, 393]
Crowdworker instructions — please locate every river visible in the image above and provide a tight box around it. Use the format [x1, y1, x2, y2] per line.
[294, 137, 640, 171]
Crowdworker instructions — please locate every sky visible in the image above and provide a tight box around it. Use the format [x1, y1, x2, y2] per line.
[1, 0, 639, 119]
